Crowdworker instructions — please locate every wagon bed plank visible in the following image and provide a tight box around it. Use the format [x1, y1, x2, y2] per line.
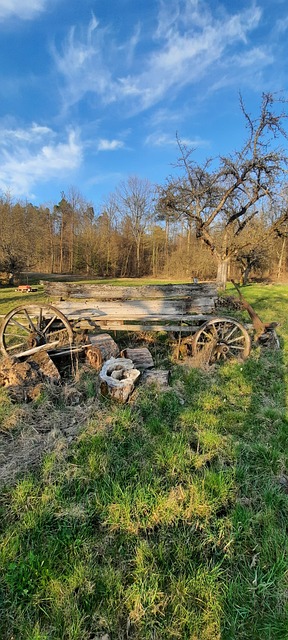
[42, 281, 217, 301]
[55, 299, 216, 317]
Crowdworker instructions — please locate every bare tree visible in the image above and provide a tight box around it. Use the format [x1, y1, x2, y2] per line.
[157, 93, 288, 288]
[114, 176, 155, 277]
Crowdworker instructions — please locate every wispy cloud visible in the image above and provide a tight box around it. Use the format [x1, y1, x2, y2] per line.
[0, 0, 49, 21]
[52, 1, 266, 114]
[0, 124, 82, 197]
[97, 138, 124, 151]
[0, 122, 53, 143]
[145, 132, 208, 148]
[275, 15, 288, 33]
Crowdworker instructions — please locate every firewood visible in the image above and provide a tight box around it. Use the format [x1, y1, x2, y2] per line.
[86, 333, 119, 369]
[0, 352, 60, 402]
[120, 347, 154, 369]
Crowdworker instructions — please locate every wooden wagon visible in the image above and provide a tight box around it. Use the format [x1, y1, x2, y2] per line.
[0, 281, 251, 361]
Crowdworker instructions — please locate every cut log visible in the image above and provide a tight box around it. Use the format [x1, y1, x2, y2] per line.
[120, 347, 154, 369]
[86, 333, 119, 369]
[99, 357, 140, 402]
[142, 369, 170, 387]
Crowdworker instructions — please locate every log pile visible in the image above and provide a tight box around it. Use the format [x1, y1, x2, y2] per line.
[0, 330, 170, 403]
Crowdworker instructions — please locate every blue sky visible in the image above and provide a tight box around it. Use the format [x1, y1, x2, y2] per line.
[0, 0, 288, 207]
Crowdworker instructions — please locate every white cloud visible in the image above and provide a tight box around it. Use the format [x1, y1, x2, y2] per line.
[52, 1, 266, 114]
[51, 13, 117, 109]
[275, 15, 288, 33]
[145, 131, 208, 148]
[0, 122, 53, 144]
[97, 138, 124, 151]
[229, 46, 273, 69]
[0, 124, 82, 197]
[0, 0, 48, 21]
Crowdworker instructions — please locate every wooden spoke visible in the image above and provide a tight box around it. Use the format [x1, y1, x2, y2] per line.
[10, 318, 32, 333]
[192, 317, 250, 362]
[224, 325, 238, 341]
[42, 315, 58, 334]
[6, 341, 28, 352]
[227, 335, 245, 343]
[24, 308, 37, 332]
[0, 304, 73, 358]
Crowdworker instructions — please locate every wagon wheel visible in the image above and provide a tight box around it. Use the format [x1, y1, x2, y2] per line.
[192, 317, 250, 363]
[0, 304, 74, 358]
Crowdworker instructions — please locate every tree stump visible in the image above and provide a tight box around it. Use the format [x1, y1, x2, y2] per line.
[86, 333, 119, 369]
[120, 347, 154, 369]
[99, 357, 140, 402]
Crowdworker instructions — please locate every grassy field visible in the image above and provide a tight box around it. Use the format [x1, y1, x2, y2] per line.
[0, 282, 287, 639]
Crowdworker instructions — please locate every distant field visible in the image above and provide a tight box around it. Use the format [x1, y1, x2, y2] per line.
[0, 282, 287, 639]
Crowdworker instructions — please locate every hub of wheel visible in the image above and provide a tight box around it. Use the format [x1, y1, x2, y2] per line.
[27, 332, 46, 349]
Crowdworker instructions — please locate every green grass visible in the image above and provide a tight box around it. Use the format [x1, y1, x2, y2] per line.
[0, 283, 288, 639]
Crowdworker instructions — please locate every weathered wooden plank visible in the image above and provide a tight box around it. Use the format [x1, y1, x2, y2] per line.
[55, 298, 215, 317]
[87, 323, 203, 333]
[42, 281, 217, 302]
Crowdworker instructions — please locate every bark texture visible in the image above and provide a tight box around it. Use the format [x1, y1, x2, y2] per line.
[99, 357, 140, 402]
[120, 347, 154, 369]
[86, 333, 119, 369]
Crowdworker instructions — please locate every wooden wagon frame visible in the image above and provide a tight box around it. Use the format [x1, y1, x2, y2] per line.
[0, 281, 252, 362]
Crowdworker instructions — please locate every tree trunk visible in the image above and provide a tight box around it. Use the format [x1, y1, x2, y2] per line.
[136, 235, 141, 276]
[186, 223, 191, 276]
[241, 265, 251, 286]
[277, 236, 286, 280]
[216, 259, 230, 290]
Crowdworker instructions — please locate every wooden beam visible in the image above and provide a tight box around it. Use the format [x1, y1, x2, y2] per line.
[42, 281, 217, 302]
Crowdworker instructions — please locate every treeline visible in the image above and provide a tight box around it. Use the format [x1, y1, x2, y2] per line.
[1, 95, 288, 287]
[0, 181, 286, 285]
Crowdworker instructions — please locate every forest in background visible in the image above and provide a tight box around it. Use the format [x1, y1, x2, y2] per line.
[0, 180, 287, 287]
[1, 95, 288, 288]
